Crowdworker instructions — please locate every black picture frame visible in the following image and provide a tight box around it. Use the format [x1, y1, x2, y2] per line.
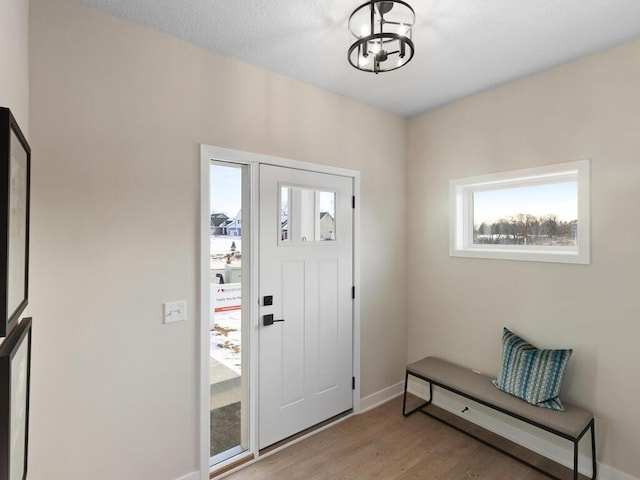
[0, 108, 31, 338]
[0, 317, 32, 480]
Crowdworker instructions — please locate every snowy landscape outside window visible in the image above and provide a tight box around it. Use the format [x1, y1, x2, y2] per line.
[449, 160, 590, 264]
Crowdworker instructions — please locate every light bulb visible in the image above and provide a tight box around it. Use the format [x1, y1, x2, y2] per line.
[359, 53, 372, 67]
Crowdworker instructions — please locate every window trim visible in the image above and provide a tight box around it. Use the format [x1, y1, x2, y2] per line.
[449, 160, 590, 264]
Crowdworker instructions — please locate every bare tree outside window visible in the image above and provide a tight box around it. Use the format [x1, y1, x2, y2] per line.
[472, 182, 577, 246]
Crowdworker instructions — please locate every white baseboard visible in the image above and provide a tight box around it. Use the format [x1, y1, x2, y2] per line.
[596, 464, 640, 480]
[175, 471, 199, 480]
[407, 378, 638, 480]
[360, 381, 404, 413]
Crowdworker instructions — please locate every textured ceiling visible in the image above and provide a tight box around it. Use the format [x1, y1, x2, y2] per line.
[78, 0, 640, 118]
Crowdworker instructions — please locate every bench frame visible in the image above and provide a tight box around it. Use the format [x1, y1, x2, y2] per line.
[402, 369, 596, 480]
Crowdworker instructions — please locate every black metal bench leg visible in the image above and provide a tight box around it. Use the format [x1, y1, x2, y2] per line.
[573, 419, 597, 480]
[574, 439, 579, 480]
[590, 420, 597, 480]
[402, 371, 410, 415]
[402, 371, 432, 417]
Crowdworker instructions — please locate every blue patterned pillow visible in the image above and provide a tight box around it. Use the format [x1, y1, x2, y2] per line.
[492, 328, 572, 411]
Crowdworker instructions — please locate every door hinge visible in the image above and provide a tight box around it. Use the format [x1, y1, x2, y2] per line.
[352, 196, 355, 209]
[352, 377, 356, 390]
[351, 286, 355, 299]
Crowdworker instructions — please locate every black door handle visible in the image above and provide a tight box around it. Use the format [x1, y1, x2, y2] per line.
[263, 314, 285, 326]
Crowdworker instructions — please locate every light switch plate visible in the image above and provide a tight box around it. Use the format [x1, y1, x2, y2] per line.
[164, 300, 187, 324]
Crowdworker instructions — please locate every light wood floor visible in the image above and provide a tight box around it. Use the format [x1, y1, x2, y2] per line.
[221, 395, 576, 480]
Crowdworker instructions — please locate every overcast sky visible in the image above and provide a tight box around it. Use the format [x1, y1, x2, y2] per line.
[474, 181, 577, 225]
[210, 164, 242, 217]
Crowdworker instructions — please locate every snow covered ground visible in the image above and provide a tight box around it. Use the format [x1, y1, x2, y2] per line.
[211, 236, 242, 254]
[210, 236, 242, 270]
[210, 309, 241, 375]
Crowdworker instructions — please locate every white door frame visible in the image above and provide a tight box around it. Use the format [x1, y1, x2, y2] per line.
[199, 144, 361, 478]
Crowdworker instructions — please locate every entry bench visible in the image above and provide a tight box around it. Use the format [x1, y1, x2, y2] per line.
[402, 357, 596, 480]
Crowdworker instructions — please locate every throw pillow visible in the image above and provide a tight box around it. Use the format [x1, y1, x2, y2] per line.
[492, 328, 572, 411]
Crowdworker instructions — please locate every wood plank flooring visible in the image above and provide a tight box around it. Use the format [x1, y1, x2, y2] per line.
[221, 395, 580, 480]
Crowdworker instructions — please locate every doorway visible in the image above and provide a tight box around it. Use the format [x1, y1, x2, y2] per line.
[258, 164, 354, 449]
[200, 145, 361, 475]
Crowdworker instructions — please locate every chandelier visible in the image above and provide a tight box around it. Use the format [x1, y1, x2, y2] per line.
[348, 1, 416, 74]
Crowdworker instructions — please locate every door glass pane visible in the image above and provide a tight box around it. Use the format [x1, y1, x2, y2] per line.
[280, 186, 336, 243]
[280, 186, 289, 241]
[318, 191, 336, 241]
[209, 162, 248, 466]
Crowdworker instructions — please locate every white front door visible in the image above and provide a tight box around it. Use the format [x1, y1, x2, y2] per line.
[259, 164, 353, 449]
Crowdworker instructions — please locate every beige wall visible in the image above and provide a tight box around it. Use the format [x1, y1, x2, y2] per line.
[407, 40, 640, 478]
[28, 0, 407, 479]
[27, 0, 640, 477]
[0, 0, 29, 135]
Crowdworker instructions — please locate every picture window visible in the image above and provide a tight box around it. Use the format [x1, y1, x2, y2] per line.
[449, 160, 590, 264]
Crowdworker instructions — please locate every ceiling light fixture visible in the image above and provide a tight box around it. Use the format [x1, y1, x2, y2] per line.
[348, 0, 416, 74]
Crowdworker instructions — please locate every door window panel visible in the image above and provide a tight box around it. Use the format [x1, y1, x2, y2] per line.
[280, 186, 336, 244]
